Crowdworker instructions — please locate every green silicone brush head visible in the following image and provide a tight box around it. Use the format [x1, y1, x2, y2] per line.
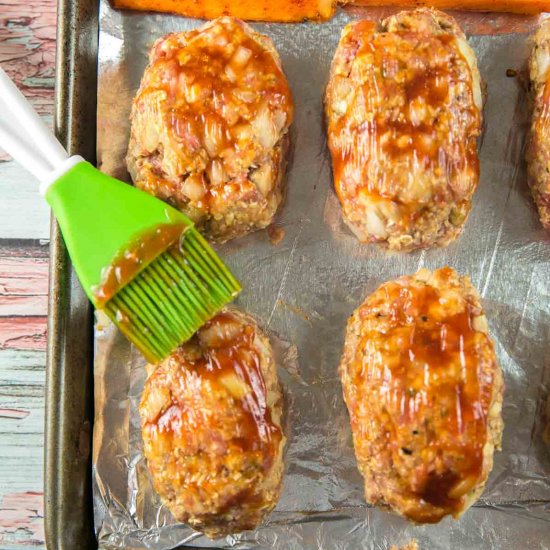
[46, 160, 241, 362]
[105, 231, 241, 363]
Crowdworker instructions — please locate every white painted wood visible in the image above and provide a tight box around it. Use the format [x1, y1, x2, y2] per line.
[0, 161, 51, 241]
[0, 350, 45, 494]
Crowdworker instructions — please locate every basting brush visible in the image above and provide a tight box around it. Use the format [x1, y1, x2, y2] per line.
[0, 67, 241, 363]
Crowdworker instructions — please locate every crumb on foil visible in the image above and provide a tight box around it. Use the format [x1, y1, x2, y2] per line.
[267, 225, 286, 245]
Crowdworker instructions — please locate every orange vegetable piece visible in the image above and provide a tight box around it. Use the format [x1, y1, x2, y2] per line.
[347, 0, 550, 15]
[113, 0, 336, 21]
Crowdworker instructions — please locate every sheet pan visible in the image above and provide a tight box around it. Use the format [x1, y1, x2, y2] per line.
[45, 0, 98, 548]
[53, 2, 550, 548]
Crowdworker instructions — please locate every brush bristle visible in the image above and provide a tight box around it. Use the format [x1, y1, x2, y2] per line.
[104, 228, 241, 363]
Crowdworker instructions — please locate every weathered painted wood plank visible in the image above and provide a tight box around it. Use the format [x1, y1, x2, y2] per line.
[0, 255, 47, 543]
[0, 255, 49, 317]
[0, 256, 48, 283]
[0, 3, 56, 109]
[0, 252, 48, 436]
[0, 241, 49, 259]
[0, 147, 52, 241]
[0, 248, 48, 546]
[0, 318, 46, 351]
[0, 444, 44, 493]
[0, 2, 55, 547]
[0, 491, 44, 548]
[0, 350, 46, 487]
[0, 249, 49, 350]
[0, 1, 56, 241]
[0, 349, 46, 546]
[0, 348, 45, 380]
[0, 262, 48, 295]
[0, 296, 47, 317]
[0, 351, 45, 547]
[0, 409, 30, 420]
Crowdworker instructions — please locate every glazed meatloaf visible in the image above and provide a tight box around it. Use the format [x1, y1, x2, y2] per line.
[325, 9, 483, 250]
[339, 267, 504, 523]
[139, 309, 285, 537]
[527, 19, 550, 230]
[127, 17, 294, 242]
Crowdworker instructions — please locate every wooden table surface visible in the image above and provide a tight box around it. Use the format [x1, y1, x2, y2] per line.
[0, 1, 56, 547]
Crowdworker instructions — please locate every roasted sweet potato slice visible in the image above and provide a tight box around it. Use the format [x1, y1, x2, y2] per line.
[113, 0, 549, 19]
[113, 0, 335, 21]
[347, 0, 549, 14]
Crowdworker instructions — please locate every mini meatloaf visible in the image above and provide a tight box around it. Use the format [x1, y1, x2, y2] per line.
[325, 9, 483, 250]
[527, 19, 550, 230]
[339, 267, 504, 523]
[139, 309, 285, 537]
[127, 17, 294, 242]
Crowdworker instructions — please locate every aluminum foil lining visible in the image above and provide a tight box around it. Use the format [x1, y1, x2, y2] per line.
[94, 2, 550, 548]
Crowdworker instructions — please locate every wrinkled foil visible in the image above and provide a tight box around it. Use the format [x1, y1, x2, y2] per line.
[95, 2, 550, 548]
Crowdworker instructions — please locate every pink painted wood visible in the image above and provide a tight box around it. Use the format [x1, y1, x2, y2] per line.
[0, 0, 56, 546]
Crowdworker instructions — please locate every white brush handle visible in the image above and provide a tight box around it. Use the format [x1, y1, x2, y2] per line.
[0, 115, 53, 180]
[0, 66, 74, 193]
